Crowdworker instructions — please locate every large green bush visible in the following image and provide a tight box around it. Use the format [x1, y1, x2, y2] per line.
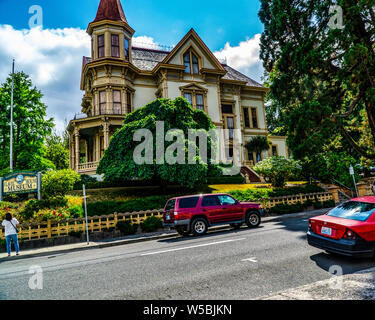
[254, 156, 302, 188]
[116, 220, 138, 235]
[42, 169, 81, 198]
[97, 98, 217, 188]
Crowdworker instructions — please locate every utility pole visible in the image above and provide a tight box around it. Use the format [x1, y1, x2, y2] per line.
[10, 59, 14, 172]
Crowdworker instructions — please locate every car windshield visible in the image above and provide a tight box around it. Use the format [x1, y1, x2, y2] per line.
[327, 201, 375, 222]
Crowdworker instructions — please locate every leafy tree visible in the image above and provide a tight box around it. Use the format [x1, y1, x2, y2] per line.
[0, 72, 54, 171]
[45, 132, 69, 170]
[97, 98, 218, 188]
[245, 136, 271, 156]
[254, 156, 302, 188]
[259, 0, 375, 161]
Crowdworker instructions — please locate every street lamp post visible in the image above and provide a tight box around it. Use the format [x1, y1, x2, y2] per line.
[10, 59, 15, 172]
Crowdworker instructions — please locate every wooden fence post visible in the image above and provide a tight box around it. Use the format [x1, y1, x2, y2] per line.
[47, 220, 51, 238]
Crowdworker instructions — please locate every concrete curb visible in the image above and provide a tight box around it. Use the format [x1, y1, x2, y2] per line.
[0, 208, 330, 262]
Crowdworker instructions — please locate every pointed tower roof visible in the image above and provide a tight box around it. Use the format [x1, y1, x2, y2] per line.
[92, 0, 127, 23]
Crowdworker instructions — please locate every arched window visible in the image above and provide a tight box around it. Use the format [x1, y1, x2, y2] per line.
[183, 50, 199, 74]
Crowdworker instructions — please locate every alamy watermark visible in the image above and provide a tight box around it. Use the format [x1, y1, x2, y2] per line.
[329, 5, 344, 30]
[29, 5, 43, 29]
[133, 122, 242, 176]
[28, 265, 43, 290]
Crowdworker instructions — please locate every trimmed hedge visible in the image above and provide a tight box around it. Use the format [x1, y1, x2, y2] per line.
[269, 199, 335, 215]
[228, 184, 325, 202]
[86, 196, 170, 217]
[140, 216, 163, 233]
[206, 175, 245, 185]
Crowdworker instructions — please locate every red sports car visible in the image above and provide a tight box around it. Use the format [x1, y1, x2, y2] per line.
[307, 196, 375, 258]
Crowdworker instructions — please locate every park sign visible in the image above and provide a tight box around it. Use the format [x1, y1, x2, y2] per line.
[0, 171, 41, 201]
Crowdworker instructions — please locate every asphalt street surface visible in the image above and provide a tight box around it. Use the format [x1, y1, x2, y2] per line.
[1, 215, 375, 300]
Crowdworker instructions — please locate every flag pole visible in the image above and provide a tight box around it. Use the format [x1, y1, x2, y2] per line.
[10, 59, 14, 172]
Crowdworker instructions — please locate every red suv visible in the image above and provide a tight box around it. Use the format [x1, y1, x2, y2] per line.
[162, 193, 263, 236]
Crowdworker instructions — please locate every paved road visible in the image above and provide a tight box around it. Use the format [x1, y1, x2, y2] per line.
[1, 216, 374, 300]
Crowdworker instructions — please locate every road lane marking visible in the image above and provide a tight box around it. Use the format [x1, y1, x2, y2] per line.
[242, 257, 258, 263]
[140, 238, 247, 256]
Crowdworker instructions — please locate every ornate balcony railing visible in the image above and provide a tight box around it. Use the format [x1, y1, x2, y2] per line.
[78, 161, 99, 173]
[73, 103, 131, 120]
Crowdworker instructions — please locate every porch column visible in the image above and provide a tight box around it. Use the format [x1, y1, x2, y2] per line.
[74, 126, 80, 171]
[103, 122, 110, 150]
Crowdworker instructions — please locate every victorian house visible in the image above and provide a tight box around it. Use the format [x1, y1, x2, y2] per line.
[67, 0, 288, 180]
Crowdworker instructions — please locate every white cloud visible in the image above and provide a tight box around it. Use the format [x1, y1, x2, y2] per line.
[214, 34, 264, 83]
[0, 26, 164, 133]
[132, 35, 162, 50]
[0, 25, 91, 133]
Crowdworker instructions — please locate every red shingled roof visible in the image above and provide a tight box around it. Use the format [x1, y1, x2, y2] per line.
[92, 0, 127, 23]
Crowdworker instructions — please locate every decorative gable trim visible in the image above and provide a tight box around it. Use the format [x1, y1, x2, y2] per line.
[158, 28, 226, 73]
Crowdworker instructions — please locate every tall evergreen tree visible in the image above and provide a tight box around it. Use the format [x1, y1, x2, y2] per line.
[259, 0, 375, 160]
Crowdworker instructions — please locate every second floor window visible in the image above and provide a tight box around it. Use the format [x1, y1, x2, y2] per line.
[196, 94, 204, 111]
[99, 91, 106, 114]
[113, 90, 121, 114]
[98, 34, 105, 58]
[243, 107, 259, 129]
[111, 34, 119, 57]
[183, 51, 199, 74]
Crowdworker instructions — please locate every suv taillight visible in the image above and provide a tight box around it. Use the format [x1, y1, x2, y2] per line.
[174, 212, 179, 218]
[343, 229, 357, 240]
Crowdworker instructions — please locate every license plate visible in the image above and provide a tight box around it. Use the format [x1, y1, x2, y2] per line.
[165, 214, 170, 221]
[321, 227, 332, 236]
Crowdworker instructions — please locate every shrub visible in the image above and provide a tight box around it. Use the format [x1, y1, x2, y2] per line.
[66, 205, 84, 218]
[86, 196, 169, 217]
[21, 197, 68, 220]
[269, 203, 305, 215]
[116, 220, 138, 235]
[42, 169, 81, 199]
[68, 231, 83, 238]
[254, 156, 302, 188]
[140, 216, 163, 233]
[206, 175, 245, 185]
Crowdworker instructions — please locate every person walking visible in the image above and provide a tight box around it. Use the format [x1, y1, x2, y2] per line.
[2, 213, 20, 257]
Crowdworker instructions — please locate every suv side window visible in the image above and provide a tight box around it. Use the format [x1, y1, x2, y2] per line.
[178, 197, 200, 209]
[202, 195, 221, 207]
[218, 195, 236, 206]
[165, 199, 176, 211]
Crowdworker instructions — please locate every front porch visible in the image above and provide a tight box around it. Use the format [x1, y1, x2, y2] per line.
[68, 115, 125, 175]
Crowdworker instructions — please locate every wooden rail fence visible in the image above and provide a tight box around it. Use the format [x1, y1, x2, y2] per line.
[0, 192, 333, 241]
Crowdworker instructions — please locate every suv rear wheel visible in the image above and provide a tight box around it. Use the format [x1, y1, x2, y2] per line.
[191, 218, 208, 236]
[245, 211, 261, 228]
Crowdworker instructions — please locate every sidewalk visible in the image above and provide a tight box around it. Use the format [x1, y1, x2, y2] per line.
[261, 267, 375, 300]
[0, 208, 329, 261]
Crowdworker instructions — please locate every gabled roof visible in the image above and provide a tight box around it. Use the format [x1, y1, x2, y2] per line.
[160, 28, 226, 73]
[92, 0, 127, 23]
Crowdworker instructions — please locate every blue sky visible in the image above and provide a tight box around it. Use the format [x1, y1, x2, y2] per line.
[0, 0, 264, 132]
[0, 0, 263, 50]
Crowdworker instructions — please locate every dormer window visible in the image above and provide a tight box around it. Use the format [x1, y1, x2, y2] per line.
[98, 34, 105, 58]
[111, 34, 120, 57]
[183, 50, 199, 74]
